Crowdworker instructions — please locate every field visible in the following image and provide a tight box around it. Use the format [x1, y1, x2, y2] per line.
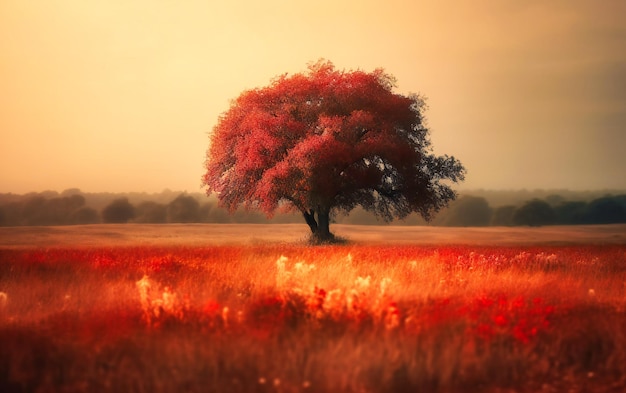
[1, 224, 625, 392]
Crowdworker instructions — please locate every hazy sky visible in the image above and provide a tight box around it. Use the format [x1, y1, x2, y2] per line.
[1, 0, 625, 194]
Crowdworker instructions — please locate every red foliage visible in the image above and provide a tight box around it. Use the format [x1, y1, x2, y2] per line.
[203, 60, 465, 238]
[463, 294, 555, 343]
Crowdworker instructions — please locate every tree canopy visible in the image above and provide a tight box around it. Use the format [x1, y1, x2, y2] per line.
[203, 60, 465, 241]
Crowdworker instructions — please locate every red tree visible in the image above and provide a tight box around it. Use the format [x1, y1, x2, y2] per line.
[203, 60, 465, 242]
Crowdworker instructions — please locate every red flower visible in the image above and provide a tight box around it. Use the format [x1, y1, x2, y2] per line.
[203, 299, 221, 316]
[493, 314, 508, 327]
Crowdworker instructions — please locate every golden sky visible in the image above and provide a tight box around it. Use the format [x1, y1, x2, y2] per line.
[1, 0, 625, 193]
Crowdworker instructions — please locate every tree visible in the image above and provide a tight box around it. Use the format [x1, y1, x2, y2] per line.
[555, 201, 587, 225]
[439, 196, 492, 227]
[491, 205, 516, 226]
[102, 198, 135, 223]
[203, 60, 465, 241]
[512, 199, 556, 227]
[69, 207, 100, 225]
[545, 194, 565, 206]
[166, 194, 200, 223]
[584, 196, 626, 224]
[134, 201, 167, 223]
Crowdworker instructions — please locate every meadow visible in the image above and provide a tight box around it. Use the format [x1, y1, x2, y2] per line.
[1, 224, 625, 392]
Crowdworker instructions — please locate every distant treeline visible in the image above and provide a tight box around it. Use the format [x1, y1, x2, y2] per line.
[1, 188, 625, 227]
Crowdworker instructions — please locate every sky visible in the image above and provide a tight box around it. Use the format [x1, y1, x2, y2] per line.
[1, 0, 625, 194]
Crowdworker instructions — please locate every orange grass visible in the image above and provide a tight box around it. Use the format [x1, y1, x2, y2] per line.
[1, 243, 625, 392]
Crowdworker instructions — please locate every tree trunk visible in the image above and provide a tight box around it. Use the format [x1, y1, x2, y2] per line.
[303, 210, 318, 233]
[302, 208, 334, 243]
[316, 207, 332, 241]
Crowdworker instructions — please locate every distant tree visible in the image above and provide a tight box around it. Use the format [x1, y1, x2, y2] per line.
[439, 196, 492, 226]
[203, 60, 465, 242]
[60, 188, 82, 197]
[69, 207, 100, 225]
[10, 194, 90, 225]
[555, 201, 587, 225]
[60, 194, 86, 212]
[545, 194, 566, 206]
[491, 205, 516, 226]
[102, 198, 135, 223]
[198, 203, 212, 223]
[232, 207, 271, 224]
[201, 201, 231, 223]
[513, 199, 556, 227]
[134, 201, 167, 223]
[0, 201, 21, 226]
[584, 196, 626, 224]
[166, 194, 200, 223]
[21, 196, 48, 225]
[37, 190, 59, 199]
[45, 195, 87, 224]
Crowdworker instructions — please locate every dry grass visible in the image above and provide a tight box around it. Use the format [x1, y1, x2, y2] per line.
[0, 224, 625, 392]
[1, 223, 626, 249]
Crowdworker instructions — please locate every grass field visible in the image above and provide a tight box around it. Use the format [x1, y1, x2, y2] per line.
[1, 224, 625, 392]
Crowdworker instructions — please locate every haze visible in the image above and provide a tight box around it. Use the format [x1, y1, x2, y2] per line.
[1, 0, 625, 194]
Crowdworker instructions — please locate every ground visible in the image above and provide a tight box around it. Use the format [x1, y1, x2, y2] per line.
[0, 224, 625, 392]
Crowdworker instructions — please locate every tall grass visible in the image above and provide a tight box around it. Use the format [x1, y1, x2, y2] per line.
[0, 244, 625, 392]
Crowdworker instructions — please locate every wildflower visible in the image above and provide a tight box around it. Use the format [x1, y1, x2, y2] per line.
[276, 255, 288, 269]
[294, 261, 315, 275]
[354, 275, 371, 291]
[346, 289, 358, 314]
[203, 299, 221, 316]
[476, 295, 494, 309]
[258, 377, 266, 385]
[0, 292, 7, 310]
[380, 277, 392, 295]
[323, 289, 344, 319]
[222, 306, 229, 328]
[162, 286, 177, 314]
[152, 299, 163, 318]
[512, 324, 530, 344]
[511, 296, 526, 310]
[588, 288, 596, 297]
[273, 378, 281, 387]
[306, 287, 326, 315]
[276, 255, 291, 287]
[385, 302, 400, 330]
[302, 381, 311, 389]
[136, 275, 154, 325]
[136, 275, 152, 310]
[493, 314, 508, 327]
[404, 315, 419, 332]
